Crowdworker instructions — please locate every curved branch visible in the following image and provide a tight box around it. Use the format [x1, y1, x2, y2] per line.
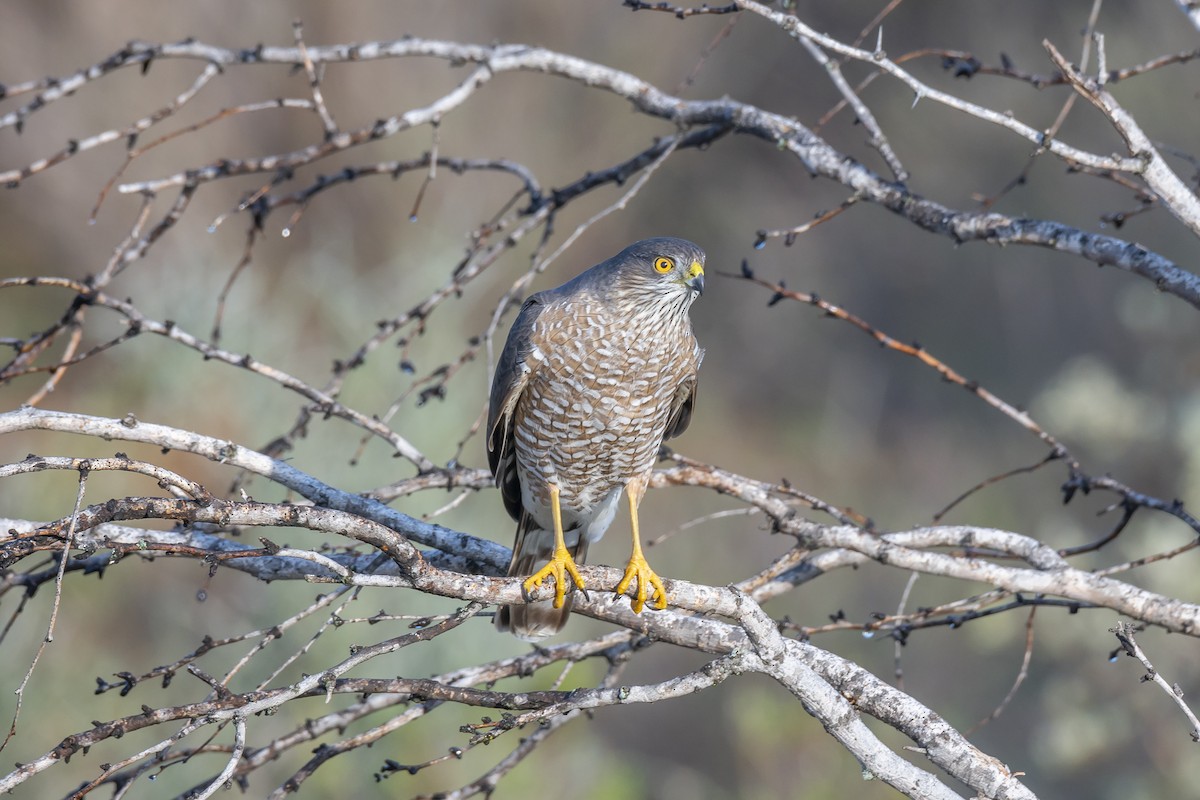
[0, 407, 499, 569]
[12, 35, 1187, 305]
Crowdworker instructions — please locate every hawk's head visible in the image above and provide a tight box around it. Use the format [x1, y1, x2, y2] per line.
[609, 237, 705, 297]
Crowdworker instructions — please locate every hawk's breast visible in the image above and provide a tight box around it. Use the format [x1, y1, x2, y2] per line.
[512, 296, 698, 528]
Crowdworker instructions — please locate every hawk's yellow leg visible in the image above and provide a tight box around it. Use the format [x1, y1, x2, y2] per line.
[615, 482, 668, 613]
[522, 484, 586, 609]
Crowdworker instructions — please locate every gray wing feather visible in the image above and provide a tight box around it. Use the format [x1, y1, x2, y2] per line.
[487, 294, 546, 522]
[663, 373, 698, 441]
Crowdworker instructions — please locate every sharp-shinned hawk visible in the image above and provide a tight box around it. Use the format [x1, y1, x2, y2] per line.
[487, 237, 705, 639]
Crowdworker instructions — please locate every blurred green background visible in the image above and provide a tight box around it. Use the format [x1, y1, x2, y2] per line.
[2, 2, 1200, 798]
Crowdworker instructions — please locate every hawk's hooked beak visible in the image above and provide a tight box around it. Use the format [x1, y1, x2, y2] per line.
[685, 260, 705, 295]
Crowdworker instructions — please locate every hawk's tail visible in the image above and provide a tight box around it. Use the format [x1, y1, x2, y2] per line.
[495, 514, 589, 640]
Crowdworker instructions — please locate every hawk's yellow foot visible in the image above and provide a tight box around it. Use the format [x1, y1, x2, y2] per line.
[616, 481, 667, 613]
[615, 548, 667, 613]
[521, 482, 585, 610]
[522, 546, 585, 610]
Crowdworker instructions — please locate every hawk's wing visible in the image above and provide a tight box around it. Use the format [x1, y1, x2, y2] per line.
[487, 294, 546, 522]
[663, 372, 698, 441]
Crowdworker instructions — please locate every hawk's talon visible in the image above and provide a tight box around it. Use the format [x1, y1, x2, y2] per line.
[522, 546, 585, 610]
[615, 551, 667, 614]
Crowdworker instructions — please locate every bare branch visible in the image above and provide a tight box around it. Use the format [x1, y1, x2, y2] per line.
[1043, 39, 1200, 237]
[1111, 623, 1200, 742]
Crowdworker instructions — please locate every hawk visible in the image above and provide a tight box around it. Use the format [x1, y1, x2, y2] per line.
[487, 237, 705, 639]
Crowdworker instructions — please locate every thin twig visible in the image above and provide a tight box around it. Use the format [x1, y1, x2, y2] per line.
[294, 19, 337, 136]
[1111, 622, 1200, 742]
[968, 607, 1037, 734]
[0, 464, 89, 753]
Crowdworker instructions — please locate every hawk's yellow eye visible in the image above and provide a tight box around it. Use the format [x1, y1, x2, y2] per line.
[653, 256, 674, 273]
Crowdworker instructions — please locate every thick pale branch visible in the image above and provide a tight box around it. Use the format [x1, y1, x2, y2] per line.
[654, 462, 1200, 636]
[6, 408, 1196, 637]
[0, 407, 500, 570]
